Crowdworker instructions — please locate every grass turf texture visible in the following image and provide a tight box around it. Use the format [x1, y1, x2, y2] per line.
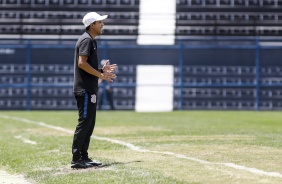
[0, 111, 281, 184]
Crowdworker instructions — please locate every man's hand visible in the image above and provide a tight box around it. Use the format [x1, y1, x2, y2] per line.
[101, 72, 116, 83]
[102, 60, 117, 73]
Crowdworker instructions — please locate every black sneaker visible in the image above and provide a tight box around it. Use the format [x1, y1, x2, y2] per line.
[71, 158, 93, 169]
[83, 157, 102, 166]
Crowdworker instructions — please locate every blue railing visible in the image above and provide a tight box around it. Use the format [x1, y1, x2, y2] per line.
[1, 37, 282, 110]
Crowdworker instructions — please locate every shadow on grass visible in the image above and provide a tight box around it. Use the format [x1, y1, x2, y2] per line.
[97, 160, 143, 169]
[63, 160, 143, 173]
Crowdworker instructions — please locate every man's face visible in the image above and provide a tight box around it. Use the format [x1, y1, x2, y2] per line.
[92, 21, 104, 35]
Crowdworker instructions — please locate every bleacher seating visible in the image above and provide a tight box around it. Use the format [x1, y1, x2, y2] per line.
[174, 98, 256, 110]
[1, 63, 281, 110]
[176, 0, 280, 7]
[0, 64, 136, 110]
[1, 0, 282, 37]
[0, 1, 282, 110]
[0, 0, 140, 38]
[1, 0, 140, 6]
[173, 65, 282, 110]
[176, 0, 282, 36]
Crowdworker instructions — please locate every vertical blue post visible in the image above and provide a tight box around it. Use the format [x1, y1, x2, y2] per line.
[101, 80, 107, 110]
[26, 40, 31, 110]
[101, 41, 108, 110]
[103, 40, 108, 59]
[178, 42, 184, 110]
[255, 37, 260, 111]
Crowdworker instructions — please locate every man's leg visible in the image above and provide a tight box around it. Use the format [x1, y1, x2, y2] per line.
[80, 93, 102, 166]
[71, 92, 95, 168]
[81, 93, 97, 159]
[81, 115, 102, 166]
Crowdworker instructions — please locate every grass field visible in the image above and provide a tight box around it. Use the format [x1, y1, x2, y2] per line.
[0, 110, 282, 184]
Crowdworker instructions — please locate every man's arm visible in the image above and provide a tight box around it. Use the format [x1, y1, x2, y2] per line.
[78, 55, 116, 82]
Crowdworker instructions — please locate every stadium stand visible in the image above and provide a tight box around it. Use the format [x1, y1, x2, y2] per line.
[173, 65, 258, 110]
[1, 0, 282, 38]
[0, 1, 282, 110]
[0, 63, 136, 110]
[0, 0, 140, 38]
[0, 61, 281, 110]
[176, 0, 282, 36]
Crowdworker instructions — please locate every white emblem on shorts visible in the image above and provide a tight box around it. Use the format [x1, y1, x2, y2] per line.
[91, 94, 96, 103]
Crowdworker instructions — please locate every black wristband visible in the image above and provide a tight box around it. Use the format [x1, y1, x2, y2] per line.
[100, 68, 103, 73]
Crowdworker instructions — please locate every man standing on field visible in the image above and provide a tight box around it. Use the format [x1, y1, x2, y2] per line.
[72, 12, 117, 169]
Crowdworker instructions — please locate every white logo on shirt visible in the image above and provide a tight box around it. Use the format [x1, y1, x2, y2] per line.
[91, 94, 96, 103]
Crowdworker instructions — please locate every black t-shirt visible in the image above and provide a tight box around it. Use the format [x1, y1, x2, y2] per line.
[73, 32, 99, 95]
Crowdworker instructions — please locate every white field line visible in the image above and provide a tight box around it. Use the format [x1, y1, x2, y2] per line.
[1, 114, 282, 179]
[14, 135, 37, 145]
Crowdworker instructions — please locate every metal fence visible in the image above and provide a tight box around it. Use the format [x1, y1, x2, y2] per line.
[0, 37, 282, 110]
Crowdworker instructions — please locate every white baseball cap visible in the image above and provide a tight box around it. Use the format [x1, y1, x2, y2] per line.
[82, 12, 108, 27]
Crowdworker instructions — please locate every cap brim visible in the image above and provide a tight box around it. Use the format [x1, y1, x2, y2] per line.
[96, 15, 108, 21]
